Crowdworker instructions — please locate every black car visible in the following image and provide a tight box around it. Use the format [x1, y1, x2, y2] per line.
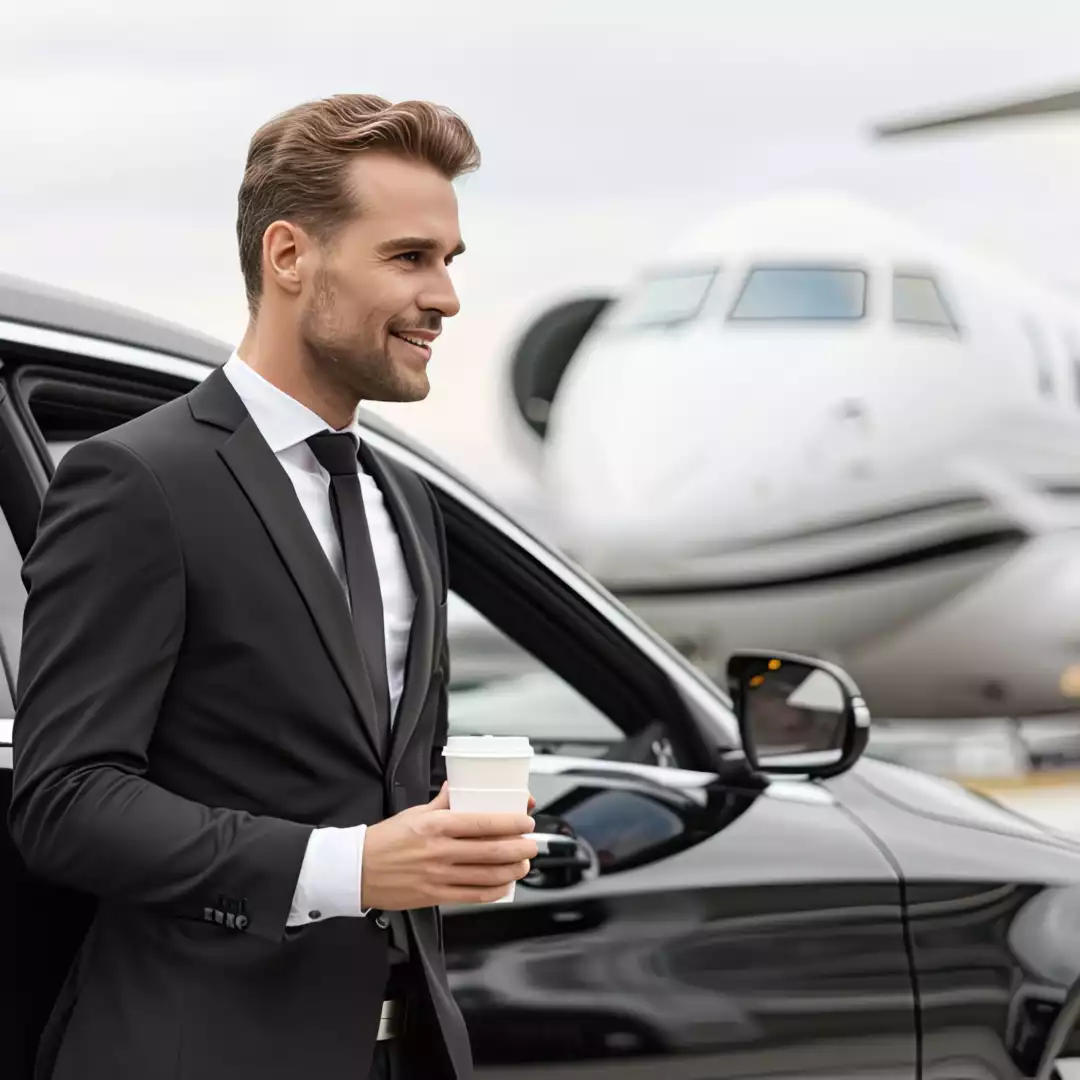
[2, 272, 1080, 1080]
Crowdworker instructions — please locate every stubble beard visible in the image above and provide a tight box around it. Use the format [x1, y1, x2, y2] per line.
[300, 268, 428, 405]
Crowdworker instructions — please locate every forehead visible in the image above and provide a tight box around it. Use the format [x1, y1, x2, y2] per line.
[344, 152, 461, 246]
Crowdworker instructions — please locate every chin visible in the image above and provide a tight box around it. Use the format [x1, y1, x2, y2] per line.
[391, 364, 431, 402]
[398, 378, 431, 403]
[364, 375, 430, 404]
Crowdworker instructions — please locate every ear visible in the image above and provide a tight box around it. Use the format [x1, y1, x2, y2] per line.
[262, 220, 309, 299]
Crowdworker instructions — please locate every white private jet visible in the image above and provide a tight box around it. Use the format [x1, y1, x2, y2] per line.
[493, 190, 1080, 720]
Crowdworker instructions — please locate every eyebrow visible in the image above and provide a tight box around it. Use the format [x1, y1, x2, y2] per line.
[376, 236, 466, 259]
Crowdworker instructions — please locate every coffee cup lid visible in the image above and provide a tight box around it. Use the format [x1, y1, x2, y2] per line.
[443, 735, 533, 757]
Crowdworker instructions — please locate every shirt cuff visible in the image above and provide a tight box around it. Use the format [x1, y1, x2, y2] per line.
[287, 824, 368, 926]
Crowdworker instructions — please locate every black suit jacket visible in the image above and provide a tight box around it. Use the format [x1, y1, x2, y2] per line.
[8, 368, 470, 1080]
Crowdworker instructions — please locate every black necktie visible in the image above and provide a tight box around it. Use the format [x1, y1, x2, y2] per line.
[306, 432, 391, 750]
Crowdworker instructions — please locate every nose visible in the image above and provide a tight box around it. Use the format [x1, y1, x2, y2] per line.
[418, 267, 460, 319]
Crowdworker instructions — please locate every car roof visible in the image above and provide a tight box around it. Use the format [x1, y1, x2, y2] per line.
[0, 271, 230, 367]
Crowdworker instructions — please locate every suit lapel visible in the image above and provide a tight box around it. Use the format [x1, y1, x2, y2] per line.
[189, 370, 383, 769]
[359, 444, 436, 779]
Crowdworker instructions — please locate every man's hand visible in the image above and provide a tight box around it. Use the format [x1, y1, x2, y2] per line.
[362, 783, 539, 910]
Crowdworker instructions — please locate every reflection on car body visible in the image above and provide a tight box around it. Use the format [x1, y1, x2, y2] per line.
[1, 272, 1080, 1079]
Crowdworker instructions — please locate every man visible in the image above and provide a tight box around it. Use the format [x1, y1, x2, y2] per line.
[8, 94, 537, 1080]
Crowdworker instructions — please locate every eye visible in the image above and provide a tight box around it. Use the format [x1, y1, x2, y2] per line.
[395, 251, 423, 264]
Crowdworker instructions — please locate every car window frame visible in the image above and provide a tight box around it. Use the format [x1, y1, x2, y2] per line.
[360, 424, 740, 751]
[0, 321, 743, 758]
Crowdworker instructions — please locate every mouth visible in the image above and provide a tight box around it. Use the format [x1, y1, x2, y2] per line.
[390, 331, 435, 362]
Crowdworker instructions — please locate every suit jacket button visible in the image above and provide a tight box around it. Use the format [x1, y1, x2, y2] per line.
[308, 910, 322, 921]
[375, 914, 389, 930]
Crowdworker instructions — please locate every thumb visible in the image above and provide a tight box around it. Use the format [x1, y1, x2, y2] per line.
[427, 781, 451, 810]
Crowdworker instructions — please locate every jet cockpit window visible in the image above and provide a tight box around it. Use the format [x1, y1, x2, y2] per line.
[892, 273, 957, 330]
[727, 267, 867, 321]
[603, 266, 719, 330]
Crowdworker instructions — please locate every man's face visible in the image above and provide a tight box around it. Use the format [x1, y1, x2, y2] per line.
[295, 152, 464, 403]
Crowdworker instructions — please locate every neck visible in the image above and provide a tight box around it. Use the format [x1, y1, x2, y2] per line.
[237, 317, 358, 431]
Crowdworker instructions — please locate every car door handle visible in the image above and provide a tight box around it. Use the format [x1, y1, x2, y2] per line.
[523, 832, 599, 885]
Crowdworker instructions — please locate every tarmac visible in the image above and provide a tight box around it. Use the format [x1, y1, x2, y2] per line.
[960, 772, 1080, 837]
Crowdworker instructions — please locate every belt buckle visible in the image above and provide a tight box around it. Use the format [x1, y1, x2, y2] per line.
[377, 998, 402, 1041]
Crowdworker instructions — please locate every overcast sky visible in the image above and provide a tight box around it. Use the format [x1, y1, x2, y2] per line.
[2, 0, 1079, 498]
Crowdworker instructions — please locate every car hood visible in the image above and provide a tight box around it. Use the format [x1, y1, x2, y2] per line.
[826, 755, 1080, 891]
[837, 756, 1080, 846]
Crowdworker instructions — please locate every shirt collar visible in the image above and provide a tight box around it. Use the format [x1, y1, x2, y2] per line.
[222, 351, 361, 454]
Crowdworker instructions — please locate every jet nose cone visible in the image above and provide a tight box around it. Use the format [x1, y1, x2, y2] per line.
[541, 349, 733, 570]
[539, 332, 881, 575]
[544, 439, 701, 570]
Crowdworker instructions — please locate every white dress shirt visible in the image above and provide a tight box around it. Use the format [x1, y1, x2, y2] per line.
[222, 353, 416, 926]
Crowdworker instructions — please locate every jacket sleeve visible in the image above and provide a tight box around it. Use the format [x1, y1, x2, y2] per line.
[8, 436, 314, 943]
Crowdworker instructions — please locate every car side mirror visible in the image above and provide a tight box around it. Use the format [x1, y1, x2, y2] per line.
[726, 649, 870, 779]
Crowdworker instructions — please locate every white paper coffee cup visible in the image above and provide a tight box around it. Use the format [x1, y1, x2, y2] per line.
[442, 735, 533, 791]
[449, 787, 530, 902]
[448, 787, 531, 814]
[443, 736, 533, 903]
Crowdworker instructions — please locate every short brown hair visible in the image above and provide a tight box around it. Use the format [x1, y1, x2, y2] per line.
[236, 94, 480, 313]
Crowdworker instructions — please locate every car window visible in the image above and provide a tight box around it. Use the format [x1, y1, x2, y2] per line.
[23, 363, 737, 767]
[48, 441, 77, 464]
[0, 506, 24, 716]
[447, 593, 626, 757]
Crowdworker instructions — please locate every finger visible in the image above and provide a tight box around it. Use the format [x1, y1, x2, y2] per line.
[432, 811, 536, 838]
[434, 883, 522, 905]
[433, 861, 531, 888]
[527, 795, 536, 811]
[442, 837, 539, 864]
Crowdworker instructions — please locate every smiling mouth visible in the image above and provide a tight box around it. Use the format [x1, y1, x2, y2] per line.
[391, 332, 433, 360]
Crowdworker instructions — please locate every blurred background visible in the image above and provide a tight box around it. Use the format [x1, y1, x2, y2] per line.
[5, 0, 1080, 828]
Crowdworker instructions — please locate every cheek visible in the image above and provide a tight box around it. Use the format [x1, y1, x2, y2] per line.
[329, 257, 416, 333]
[350, 274, 410, 328]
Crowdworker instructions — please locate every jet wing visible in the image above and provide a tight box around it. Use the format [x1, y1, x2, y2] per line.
[874, 83, 1080, 137]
